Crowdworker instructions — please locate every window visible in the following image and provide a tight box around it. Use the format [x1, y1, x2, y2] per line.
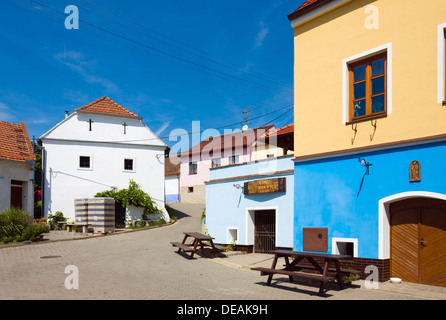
[188, 187, 194, 193]
[188, 161, 197, 175]
[348, 53, 387, 122]
[124, 159, 134, 171]
[228, 155, 239, 165]
[211, 158, 221, 168]
[79, 156, 91, 169]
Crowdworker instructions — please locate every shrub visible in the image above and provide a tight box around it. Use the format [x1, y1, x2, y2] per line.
[48, 211, 67, 230]
[20, 225, 46, 242]
[95, 180, 160, 219]
[0, 207, 33, 238]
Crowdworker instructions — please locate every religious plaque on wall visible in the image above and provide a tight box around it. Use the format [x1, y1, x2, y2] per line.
[409, 160, 421, 182]
[244, 178, 286, 195]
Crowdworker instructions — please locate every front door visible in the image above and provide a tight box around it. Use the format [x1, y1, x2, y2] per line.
[254, 210, 276, 253]
[390, 198, 446, 287]
[10, 180, 23, 209]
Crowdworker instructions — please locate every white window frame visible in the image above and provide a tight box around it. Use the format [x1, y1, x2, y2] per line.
[78, 154, 93, 171]
[332, 238, 358, 257]
[211, 158, 221, 168]
[342, 43, 393, 124]
[227, 227, 239, 244]
[437, 23, 446, 103]
[123, 157, 136, 173]
[228, 155, 239, 165]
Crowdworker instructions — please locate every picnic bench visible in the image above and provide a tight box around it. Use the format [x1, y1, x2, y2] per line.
[171, 232, 225, 259]
[252, 250, 358, 297]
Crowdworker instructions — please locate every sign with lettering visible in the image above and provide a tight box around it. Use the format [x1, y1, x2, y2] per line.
[244, 178, 286, 195]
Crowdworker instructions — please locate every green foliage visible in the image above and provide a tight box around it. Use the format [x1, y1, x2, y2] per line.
[95, 180, 160, 219]
[47, 211, 67, 230]
[0, 207, 33, 238]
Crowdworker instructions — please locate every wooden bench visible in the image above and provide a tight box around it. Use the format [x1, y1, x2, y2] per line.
[286, 264, 361, 276]
[171, 242, 195, 253]
[251, 250, 355, 297]
[66, 223, 89, 234]
[252, 267, 335, 285]
[171, 232, 224, 259]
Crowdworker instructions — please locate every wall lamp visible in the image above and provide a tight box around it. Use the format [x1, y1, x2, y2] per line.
[233, 184, 244, 190]
[358, 157, 372, 175]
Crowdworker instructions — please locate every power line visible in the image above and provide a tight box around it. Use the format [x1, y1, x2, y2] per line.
[77, 0, 294, 90]
[19, 0, 293, 96]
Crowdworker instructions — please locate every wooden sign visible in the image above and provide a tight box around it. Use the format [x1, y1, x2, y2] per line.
[244, 178, 286, 195]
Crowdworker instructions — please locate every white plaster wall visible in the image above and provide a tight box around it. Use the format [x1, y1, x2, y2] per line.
[0, 160, 34, 215]
[41, 112, 168, 222]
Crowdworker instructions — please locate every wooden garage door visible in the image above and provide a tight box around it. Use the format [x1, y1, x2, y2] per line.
[390, 198, 446, 287]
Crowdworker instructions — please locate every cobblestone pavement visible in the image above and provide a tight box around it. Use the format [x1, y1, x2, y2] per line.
[0, 203, 428, 301]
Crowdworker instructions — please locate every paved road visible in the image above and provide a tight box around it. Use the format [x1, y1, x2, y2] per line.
[0, 203, 423, 301]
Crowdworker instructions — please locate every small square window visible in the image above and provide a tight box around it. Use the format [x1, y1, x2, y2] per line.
[124, 159, 134, 171]
[229, 155, 239, 165]
[189, 161, 197, 175]
[188, 187, 194, 193]
[79, 156, 91, 169]
[211, 158, 221, 168]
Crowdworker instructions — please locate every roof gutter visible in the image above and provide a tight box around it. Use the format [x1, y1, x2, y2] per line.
[288, 0, 352, 28]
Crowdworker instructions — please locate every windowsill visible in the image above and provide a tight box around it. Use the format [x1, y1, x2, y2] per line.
[346, 113, 387, 125]
[189, 173, 197, 175]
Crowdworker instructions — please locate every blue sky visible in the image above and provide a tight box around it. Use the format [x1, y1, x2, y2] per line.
[0, 0, 304, 147]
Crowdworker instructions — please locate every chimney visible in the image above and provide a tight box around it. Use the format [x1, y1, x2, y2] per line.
[65, 111, 69, 118]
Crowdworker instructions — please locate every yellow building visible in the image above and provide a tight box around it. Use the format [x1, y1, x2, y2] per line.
[289, 0, 446, 287]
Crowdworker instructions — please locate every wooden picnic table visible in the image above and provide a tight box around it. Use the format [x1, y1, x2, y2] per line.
[171, 232, 225, 259]
[252, 249, 357, 297]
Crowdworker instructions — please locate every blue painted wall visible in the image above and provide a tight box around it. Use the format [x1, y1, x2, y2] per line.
[293, 140, 446, 259]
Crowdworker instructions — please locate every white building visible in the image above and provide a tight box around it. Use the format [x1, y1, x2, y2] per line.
[0, 121, 34, 216]
[39, 96, 169, 222]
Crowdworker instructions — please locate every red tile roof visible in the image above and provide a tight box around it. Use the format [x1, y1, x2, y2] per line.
[0, 121, 33, 163]
[288, 0, 334, 20]
[263, 123, 294, 138]
[182, 125, 274, 157]
[76, 96, 140, 118]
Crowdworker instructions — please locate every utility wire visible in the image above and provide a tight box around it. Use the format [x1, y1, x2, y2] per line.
[20, 0, 293, 96]
[78, 0, 294, 90]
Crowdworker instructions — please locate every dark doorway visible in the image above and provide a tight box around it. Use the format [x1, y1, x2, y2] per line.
[254, 210, 276, 253]
[10, 180, 23, 209]
[115, 201, 126, 228]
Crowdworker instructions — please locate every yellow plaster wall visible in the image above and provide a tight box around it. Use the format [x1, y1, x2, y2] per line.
[292, 0, 446, 157]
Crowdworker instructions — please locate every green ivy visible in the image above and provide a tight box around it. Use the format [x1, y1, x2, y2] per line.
[95, 180, 160, 220]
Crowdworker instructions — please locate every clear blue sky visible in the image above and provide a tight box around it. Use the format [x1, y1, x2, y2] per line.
[0, 0, 304, 147]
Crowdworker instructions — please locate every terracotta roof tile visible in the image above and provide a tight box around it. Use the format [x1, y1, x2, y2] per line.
[76, 96, 140, 118]
[165, 155, 181, 176]
[182, 125, 274, 157]
[263, 123, 294, 138]
[0, 121, 33, 163]
[288, 0, 334, 20]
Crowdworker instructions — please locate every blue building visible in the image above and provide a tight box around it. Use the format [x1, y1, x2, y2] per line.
[206, 155, 294, 253]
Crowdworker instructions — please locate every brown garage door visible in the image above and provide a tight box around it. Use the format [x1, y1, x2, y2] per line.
[390, 198, 446, 287]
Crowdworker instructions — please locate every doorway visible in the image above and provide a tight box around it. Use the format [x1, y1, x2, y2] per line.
[254, 210, 276, 253]
[390, 198, 446, 287]
[10, 180, 23, 209]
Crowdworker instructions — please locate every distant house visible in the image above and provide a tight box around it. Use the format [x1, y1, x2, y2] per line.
[179, 125, 274, 204]
[165, 155, 180, 203]
[0, 121, 34, 215]
[39, 96, 169, 222]
[252, 123, 294, 161]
